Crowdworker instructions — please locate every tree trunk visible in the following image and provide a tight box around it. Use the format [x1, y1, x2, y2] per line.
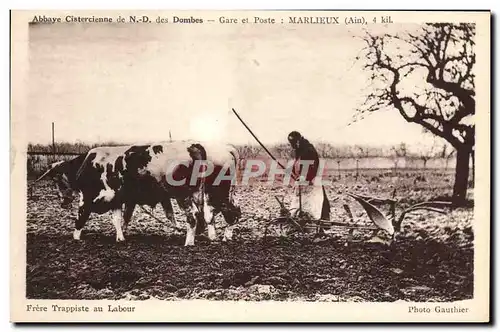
[471, 149, 475, 186]
[452, 147, 471, 205]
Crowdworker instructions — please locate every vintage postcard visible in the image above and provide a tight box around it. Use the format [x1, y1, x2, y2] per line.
[10, 9, 491, 323]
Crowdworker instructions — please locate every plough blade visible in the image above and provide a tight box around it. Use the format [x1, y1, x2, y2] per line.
[347, 193, 395, 236]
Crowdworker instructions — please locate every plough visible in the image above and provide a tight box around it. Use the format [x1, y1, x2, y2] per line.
[263, 191, 453, 243]
[230, 107, 453, 244]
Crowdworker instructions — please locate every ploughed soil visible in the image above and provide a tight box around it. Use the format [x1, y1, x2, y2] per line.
[25, 170, 474, 302]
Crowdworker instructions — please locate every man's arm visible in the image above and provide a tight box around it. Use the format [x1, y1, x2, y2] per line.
[291, 149, 301, 178]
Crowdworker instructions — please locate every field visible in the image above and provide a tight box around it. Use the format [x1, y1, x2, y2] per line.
[26, 168, 474, 302]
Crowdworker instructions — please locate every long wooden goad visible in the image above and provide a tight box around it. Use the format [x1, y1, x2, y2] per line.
[231, 107, 298, 181]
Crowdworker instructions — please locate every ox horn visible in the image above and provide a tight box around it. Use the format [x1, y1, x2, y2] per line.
[34, 161, 64, 183]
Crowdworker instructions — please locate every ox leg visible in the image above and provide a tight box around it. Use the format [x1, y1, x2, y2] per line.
[221, 201, 241, 242]
[206, 206, 217, 241]
[161, 199, 179, 229]
[74, 205, 91, 240]
[223, 226, 234, 242]
[203, 193, 218, 241]
[177, 198, 198, 246]
[111, 208, 125, 242]
[123, 203, 136, 231]
[184, 212, 197, 247]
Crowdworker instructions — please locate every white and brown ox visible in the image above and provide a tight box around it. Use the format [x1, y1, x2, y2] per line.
[34, 141, 241, 246]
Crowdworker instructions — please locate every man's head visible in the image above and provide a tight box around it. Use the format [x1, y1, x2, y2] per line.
[288, 131, 303, 149]
[35, 160, 76, 209]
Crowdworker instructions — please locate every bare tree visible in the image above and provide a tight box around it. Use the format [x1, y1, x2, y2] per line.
[315, 142, 335, 159]
[358, 23, 475, 205]
[354, 145, 372, 178]
[235, 144, 263, 170]
[391, 142, 407, 173]
[271, 143, 292, 159]
[441, 143, 456, 173]
[236, 145, 262, 159]
[417, 139, 439, 170]
[420, 150, 433, 170]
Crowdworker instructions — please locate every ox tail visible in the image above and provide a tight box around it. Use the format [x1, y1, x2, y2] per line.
[187, 143, 209, 233]
[34, 160, 66, 183]
[35, 166, 57, 183]
[186, 143, 208, 190]
[228, 145, 240, 200]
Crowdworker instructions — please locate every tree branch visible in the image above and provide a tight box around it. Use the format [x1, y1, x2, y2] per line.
[358, 23, 476, 151]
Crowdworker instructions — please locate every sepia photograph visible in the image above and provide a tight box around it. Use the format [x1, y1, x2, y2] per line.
[10, 9, 490, 322]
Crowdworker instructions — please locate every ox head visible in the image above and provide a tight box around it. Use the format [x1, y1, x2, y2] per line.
[187, 143, 207, 161]
[221, 201, 242, 225]
[35, 160, 76, 209]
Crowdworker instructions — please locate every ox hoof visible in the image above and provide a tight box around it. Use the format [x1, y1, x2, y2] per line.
[207, 225, 217, 241]
[184, 235, 195, 246]
[116, 236, 126, 243]
[222, 228, 234, 242]
[185, 226, 196, 246]
[73, 229, 82, 241]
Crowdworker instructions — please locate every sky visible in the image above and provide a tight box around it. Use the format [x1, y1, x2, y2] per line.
[26, 21, 440, 150]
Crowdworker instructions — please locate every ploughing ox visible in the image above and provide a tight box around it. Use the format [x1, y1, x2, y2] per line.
[34, 140, 241, 246]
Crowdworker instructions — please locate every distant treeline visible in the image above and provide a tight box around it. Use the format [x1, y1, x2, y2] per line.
[28, 141, 126, 154]
[28, 140, 455, 161]
[236, 142, 455, 161]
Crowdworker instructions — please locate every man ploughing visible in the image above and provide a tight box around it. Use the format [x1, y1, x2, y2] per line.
[287, 131, 330, 222]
